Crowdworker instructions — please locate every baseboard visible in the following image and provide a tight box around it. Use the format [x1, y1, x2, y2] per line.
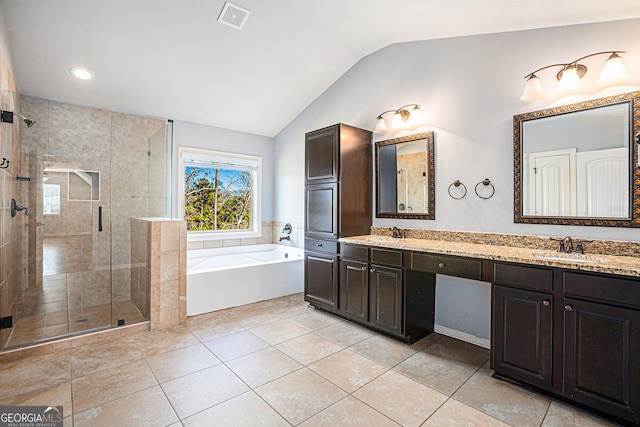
[434, 324, 490, 349]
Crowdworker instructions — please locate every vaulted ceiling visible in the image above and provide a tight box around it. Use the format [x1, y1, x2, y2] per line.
[2, 0, 638, 136]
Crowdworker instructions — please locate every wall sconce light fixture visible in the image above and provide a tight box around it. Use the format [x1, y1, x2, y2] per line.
[520, 51, 630, 101]
[374, 104, 425, 133]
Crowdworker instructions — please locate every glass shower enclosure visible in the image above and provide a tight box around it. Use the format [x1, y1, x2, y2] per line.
[0, 92, 171, 349]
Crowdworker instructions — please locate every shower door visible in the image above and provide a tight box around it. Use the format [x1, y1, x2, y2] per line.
[2, 95, 170, 350]
[41, 156, 113, 335]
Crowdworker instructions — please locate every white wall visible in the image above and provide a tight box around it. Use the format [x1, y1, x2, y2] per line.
[274, 18, 640, 343]
[171, 120, 275, 222]
[0, 3, 14, 78]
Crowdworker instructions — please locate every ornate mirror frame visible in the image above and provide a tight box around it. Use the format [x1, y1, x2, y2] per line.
[375, 131, 435, 220]
[513, 91, 640, 227]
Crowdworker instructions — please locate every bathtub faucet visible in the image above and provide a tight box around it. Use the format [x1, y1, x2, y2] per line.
[280, 222, 293, 242]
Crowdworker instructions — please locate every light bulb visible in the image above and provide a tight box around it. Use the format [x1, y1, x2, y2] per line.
[520, 74, 544, 101]
[390, 111, 408, 130]
[409, 106, 424, 127]
[69, 66, 94, 80]
[597, 53, 629, 85]
[556, 65, 583, 94]
[374, 117, 388, 133]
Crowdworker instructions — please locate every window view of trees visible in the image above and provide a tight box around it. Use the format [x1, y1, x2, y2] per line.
[184, 166, 252, 231]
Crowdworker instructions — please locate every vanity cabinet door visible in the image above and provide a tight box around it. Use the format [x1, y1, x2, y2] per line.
[493, 285, 553, 390]
[340, 259, 368, 322]
[369, 265, 403, 336]
[304, 252, 339, 312]
[305, 183, 338, 239]
[563, 297, 640, 423]
[305, 126, 338, 183]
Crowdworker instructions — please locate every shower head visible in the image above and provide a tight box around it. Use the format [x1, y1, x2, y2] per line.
[15, 113, 35, 128]
[0, 110, 36, 127]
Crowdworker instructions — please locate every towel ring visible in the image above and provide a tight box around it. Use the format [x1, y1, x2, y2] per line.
[475, 178, 495, 199]
[447, 180, 467, 200]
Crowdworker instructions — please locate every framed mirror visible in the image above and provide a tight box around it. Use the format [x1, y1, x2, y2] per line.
[514, 91, 640, 227]
[375, 131, 435, 219]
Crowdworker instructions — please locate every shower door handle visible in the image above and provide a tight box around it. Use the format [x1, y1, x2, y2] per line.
[98, 206, 103, 232]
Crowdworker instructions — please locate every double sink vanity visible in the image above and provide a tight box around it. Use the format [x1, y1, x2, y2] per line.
[303, 91, 640, 425]
[335, 230, 640, 425]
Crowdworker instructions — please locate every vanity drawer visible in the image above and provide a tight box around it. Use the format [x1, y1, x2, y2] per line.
[305, 238, 338, 254]
[409, 252, 481, 280]
[370, 248, 403, 267]
[493, 263, 553, 292]
[563, 271, 640, 309]
[342, 244, 368, 262]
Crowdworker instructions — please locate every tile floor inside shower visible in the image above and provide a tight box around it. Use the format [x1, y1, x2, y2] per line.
[5, 236, 146, 348]
[0, 293, 617, 426]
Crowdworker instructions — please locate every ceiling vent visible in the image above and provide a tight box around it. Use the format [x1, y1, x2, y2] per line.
[217, 2, 251, 30]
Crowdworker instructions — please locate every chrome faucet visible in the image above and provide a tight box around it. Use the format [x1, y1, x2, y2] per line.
[558, 236, 573, 253]
[390, 227, 405, 239]
[553, 236, 587, 254]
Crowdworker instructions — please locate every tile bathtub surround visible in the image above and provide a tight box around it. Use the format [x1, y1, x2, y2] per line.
[370, 226, 640, 257]
[0, 293, 618, 426]
[186, 221, 279, 251]
[131, 218, 187, 330]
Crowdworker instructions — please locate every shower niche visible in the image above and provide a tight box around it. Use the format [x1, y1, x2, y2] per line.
[0, 92, 171, 350]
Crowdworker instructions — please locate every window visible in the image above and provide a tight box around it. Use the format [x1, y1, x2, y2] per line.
[43, 183, 60, 214]
[179, 147, 261, 239]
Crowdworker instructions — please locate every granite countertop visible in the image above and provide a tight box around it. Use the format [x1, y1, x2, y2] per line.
[340, 235, 640, 278]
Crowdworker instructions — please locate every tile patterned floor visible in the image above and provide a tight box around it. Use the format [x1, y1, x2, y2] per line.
[7, 299, 146, 348]
[6, 235, 147, 348]
[0, 293, 619, 426]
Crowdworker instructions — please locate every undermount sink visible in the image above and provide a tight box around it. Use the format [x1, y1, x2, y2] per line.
[531, 251, 604, 263]
[367, 236, 399, 242]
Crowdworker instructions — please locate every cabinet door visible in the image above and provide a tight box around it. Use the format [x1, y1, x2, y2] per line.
[369, 265, 402, 336]
[305, 126, 338, 183]
[340, 259, 368, 322]
[305, 183, 338, 239]
[304, 252, 338, 312]
[564, 298, 640, 423]
[493, 285, 553, 390]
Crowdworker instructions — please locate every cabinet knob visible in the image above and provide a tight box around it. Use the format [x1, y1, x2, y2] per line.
[370, 268, 376, 273]
[542, 300, 550, 307]
[565, 304, 573, 312]
[316, 243, 323, 247]
[438, 262, 446, 268]
[360, 266, 367, 272]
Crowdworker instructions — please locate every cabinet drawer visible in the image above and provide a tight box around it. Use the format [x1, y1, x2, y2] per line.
[342, 244, 368, 262]
[409, 252, 481, 280]
[493, 263, 553, 292]
[564, 271, 640, 309]
[305, 238, 338, 254]
[370, 248, 403, 267]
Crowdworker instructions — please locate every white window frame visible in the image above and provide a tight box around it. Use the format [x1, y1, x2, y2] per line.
[43, 183, 61, 215]
[178, 146, 262, 241]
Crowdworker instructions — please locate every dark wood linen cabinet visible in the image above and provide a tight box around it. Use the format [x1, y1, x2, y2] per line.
[304, 124, 372, 312]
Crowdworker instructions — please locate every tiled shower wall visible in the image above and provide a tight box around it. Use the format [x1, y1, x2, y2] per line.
[19, 96, 166, 305]
[130, 218, 186, 330]
[0, 57, 23, 348]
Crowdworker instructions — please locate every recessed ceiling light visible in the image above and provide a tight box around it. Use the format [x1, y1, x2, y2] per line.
[69, 66, 94, 80]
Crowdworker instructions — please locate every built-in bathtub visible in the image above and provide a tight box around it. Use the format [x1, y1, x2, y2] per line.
[187, 244, 304, 316]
